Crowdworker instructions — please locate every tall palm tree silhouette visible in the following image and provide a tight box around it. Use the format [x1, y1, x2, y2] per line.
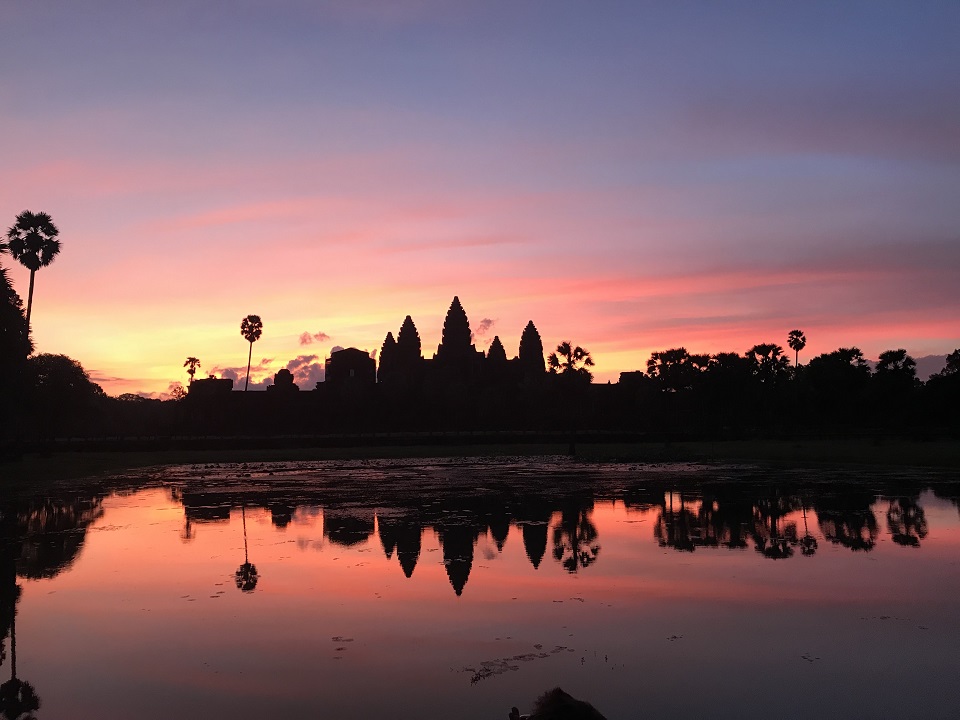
[4, 211, 61, 333]
[183, 357, 201, 386]
[788, 329, 806, 367]
[235, 506, 259, 592]
[547, 342, 594, 453]
[239, 315, 263, 391]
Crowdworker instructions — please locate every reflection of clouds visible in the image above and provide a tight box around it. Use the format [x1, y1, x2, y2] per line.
[295, 537, 325, 552]
[291, 506, 323, 525]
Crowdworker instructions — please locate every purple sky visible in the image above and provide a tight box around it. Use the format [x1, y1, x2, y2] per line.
[1, 1, 958, 395]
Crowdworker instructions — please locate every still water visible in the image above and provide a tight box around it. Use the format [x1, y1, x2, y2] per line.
[2, 458, 959, 719]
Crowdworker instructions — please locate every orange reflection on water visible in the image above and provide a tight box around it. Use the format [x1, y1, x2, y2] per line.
[8, 483, 960, 720]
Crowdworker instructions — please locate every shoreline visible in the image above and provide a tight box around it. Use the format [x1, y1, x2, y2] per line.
[3, 438, 958, 486]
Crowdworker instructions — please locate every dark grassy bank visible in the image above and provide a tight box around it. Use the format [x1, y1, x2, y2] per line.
[2, 437, 957, 488]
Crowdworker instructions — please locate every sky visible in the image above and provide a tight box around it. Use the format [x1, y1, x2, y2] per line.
[2, 0, 958, 396]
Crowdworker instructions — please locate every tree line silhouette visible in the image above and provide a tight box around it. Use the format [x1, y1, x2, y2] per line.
[2, 211, 959, 449]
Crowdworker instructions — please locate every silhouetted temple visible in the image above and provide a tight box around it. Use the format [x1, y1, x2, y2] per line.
[189, 375, 233, 396]
[267, 368, 299, 393]
[376, 296, 546, 391]
[326, 347, 376, 387]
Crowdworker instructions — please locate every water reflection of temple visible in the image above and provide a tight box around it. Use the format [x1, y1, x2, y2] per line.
[377, 513, 423, 578]
[1, 475, 951, 720]
[171, 486, 604, 596]
[164, 477, 956, 596]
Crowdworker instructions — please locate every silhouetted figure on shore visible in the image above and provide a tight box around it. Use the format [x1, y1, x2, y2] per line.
[512, 687, 607, 720]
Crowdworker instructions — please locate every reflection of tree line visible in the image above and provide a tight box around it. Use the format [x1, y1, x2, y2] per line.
[0, 480, 952, 718]
[632, 483, 935, 558]
[174, 480, 957, 596]
[0, 495, 104, 719]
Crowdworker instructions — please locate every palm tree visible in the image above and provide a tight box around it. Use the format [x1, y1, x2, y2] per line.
[4, 211, 61, 333]
[548, 342, 594, 455]
[183, 357, 201, 386]
[239, 315, 263, 391]
[547, 341, 594, 381]
[747, 343, 789, 383]
[788, 329, 807, 367]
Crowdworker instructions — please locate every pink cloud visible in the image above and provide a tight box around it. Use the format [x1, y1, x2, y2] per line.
[300, 331, 331, 346]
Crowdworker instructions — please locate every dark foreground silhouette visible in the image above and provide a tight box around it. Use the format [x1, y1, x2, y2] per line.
[511, 688, 607, 720]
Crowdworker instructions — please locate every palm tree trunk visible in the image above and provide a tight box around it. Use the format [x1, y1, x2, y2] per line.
[24, 269, 36, 333]
[245, 341, 253, 391]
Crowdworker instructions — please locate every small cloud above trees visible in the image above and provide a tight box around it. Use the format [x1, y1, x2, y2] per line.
[300, 331, 331, 346]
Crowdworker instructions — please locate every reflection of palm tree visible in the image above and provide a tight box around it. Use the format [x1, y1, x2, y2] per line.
[235, 507, 259, 593]
[751, 493, 799, 560]
[654, 491, 697, 552]
[4, 210, 61, 332]
[886, 497, 928, 547]
[0, 586, 41, 720]
[552, 502, 600, 572]
[815, 490, 879, 552]
[799, 500, 818, 556]
[239, 315, 263, 392]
